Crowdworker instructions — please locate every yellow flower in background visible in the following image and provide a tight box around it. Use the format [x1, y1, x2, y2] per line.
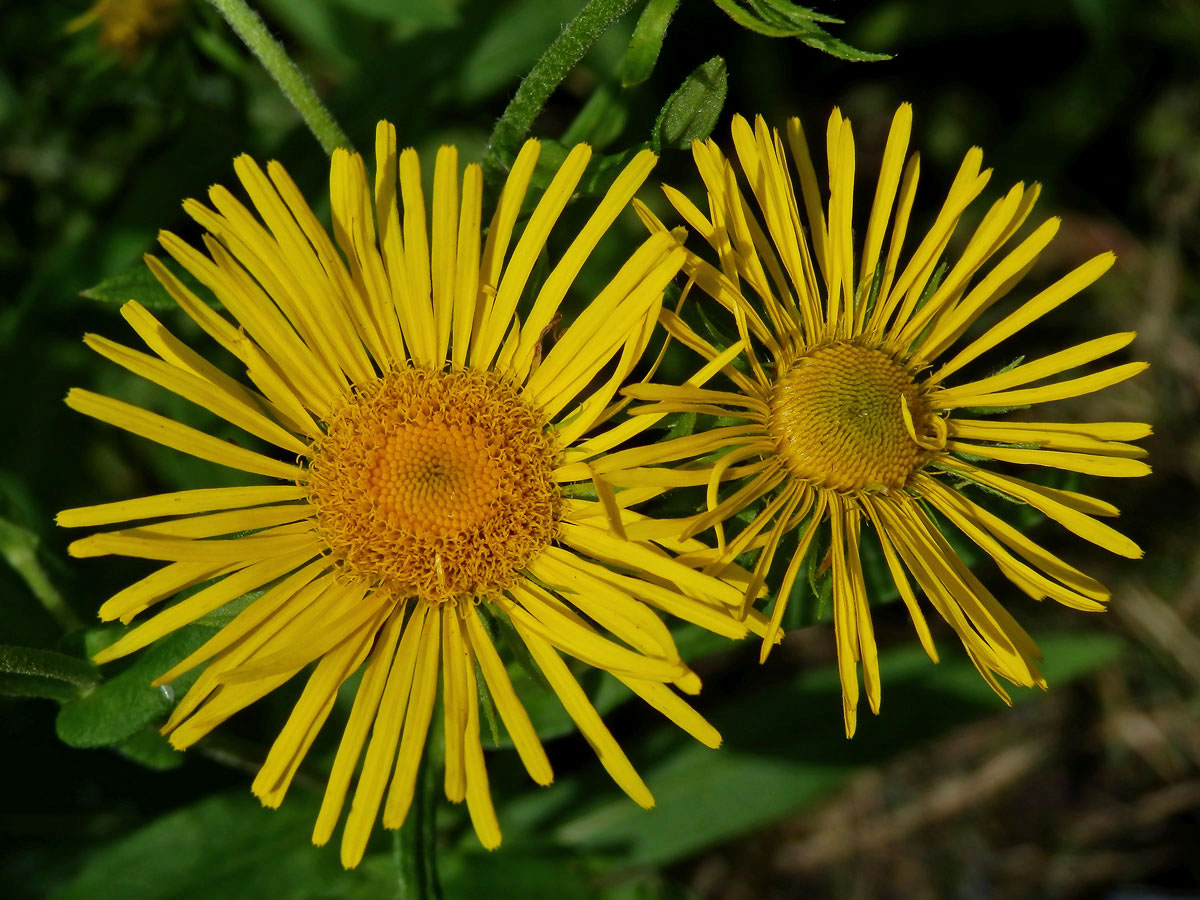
[623, 105, 1150, 737]
[68, 0, 180, 61]
[58, 125, 752, 867]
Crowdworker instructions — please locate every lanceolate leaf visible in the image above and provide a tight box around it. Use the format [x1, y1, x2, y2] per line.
[547, 632, 1123, 866]
[80, 259, 216, 312]
[709, 0, 890, 61]
[56, 624, 219, 749]
[0, 645, 97, 702]
[619, 0, 681, 87]
[651, 56, 727, 154]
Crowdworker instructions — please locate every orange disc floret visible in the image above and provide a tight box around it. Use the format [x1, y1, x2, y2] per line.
[305, 366, 560, 602]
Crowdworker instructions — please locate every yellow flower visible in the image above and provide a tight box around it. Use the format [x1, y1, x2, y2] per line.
[622, 105, 1150, 737]
[67, 0, 180, 61]
[59, 125, 751, 867]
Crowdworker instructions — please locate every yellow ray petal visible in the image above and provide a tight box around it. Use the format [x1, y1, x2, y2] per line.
[233, 154, 375, 384]
[220, 581, 383, 683]
[69, 525, 321, 566]
[473, 140, 540, 359]
[938, 457, 1141, 558]
[936, 331, 1136, 403]
[380, 604, 442, 828]
[66, 389, 302, 482]
[949, 419, 1148, 458]
[525, 553, 678, 663]
[120, 300, 313, 440]
[931, 252, 1116, 385]
[339, 603, 427, 868]
[935, 361, 1148, 411]
[100, 559, 247, 625]
[463, 604, 553, 786]
[451, 164, 483, 368]
[93, 547, 322, 665]
[461, 633, 501, 849]
[859, 104, 912, 302]
[117, 503, 311, 539]
[425, 147, 459, 365]
[253, 614, 379, 808]
[558, 521, 743, 608]
[441, 602, 469, 804]
[511, 619, 654, 809]
[947, 440, 1150, 478]
[861, 497, 938, 662]
[918, 476, 1107, 612]
[511, 148, 657, 380]
[312, 600, 407, 847]
[328, 149, 393, 367]
[761, 491, 824, 655]
[399, 147, 436, 362]
[913, 217, 1060, 364]
[475, 143, 592, 372]
[152, 558, 334, 685]
[162, 570, 338, 737]
[500, 584, 686, 684]
[615, 675, 721, 748]
[58, 485, 306, 529]
[915, 474, 1108, 601]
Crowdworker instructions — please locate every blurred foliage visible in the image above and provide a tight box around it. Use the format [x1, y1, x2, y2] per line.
[2, 0, 1199, 898]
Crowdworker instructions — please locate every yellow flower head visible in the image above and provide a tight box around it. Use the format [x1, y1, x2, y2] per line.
[68, 0, 180, 61]
[59, 125, 752, 867]
[624, 105, 1150, 737]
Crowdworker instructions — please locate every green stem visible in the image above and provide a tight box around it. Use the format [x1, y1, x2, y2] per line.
[0, 645, 97, 702]
[484, 0, 640, 181]
[0, 518, 82, 633]
[205, 0, 353, 154]
[394, 743, 444, 899]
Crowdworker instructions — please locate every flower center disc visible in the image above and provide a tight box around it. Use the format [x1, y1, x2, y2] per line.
[767, 342, 934, 492]
[306, 368, 560, 601]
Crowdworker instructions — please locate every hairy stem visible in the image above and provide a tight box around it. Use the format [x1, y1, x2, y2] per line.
[206, 0, 353, 154]
[484, 0, 640, 181]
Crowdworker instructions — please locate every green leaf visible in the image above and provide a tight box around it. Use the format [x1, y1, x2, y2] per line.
[114, 726, 185, 771]
[619, 0, 680, 87]
[56, 624, 218, 748]
[0, 645, 98, 702]
[798, 29, 892, 63]
[549, 631, 1123, 866]
[440, 849, 606, 900]
[752, 0, 840, 26]
[80, 258, 214, 312]
[651, 56, 727, 154]
[561, 83, 629, 150]
[50, 792, 393, 900]
[0, 516, 82, 632]
[708, 0, 890, 61]
[195, 589, 263, 628]
[330, 0, 461, 31]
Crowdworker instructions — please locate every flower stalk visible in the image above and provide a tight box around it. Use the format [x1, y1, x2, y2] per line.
[205, 0, 353, 154]
[484, 0, 640, 182]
